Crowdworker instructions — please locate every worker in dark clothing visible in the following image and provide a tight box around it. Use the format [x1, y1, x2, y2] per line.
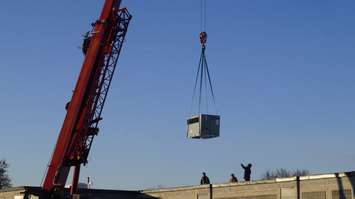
[65, 101, 70, 110]
[241, 163, 252, 181]
[229, 173, 238, 183]
[82, 31, 91, 54]
[200, 172, 210, 185]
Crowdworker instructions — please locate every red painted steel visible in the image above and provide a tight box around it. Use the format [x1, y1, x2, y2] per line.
[42, 0, 127, 194]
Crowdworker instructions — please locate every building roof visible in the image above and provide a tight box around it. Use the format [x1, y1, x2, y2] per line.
[143, 171, 355, 193]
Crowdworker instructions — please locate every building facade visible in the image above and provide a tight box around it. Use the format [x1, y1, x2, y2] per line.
[1, 171, 354, 199]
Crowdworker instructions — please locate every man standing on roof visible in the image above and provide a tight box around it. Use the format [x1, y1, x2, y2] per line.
[200, 172, 211, 185]
[241, 163, 252, 181]
[229, 173, 238, 183]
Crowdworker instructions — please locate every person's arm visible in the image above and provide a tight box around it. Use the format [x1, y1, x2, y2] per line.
[241, 164, 246, 169]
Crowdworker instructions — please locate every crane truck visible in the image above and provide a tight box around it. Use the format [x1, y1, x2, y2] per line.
[40, 1, 131, 198]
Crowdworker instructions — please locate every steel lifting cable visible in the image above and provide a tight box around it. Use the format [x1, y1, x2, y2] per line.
[198, 50, 204, 113]
[189, 0, 217, 116]
[200, 47, 217, 112]
[189, 53, 204, 115]
[190, 38, 217, 115]
[201, 0, 207, 32]
[203, 50, 217, 110]
[204, 56, 209, 112]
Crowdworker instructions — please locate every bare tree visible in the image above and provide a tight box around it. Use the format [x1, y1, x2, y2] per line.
[262, 168, 310, 180]
[0, 159, 12, 189]
[293, 169, 310, 177]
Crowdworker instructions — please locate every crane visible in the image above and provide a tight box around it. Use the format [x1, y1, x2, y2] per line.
[41, 0, 131, 197]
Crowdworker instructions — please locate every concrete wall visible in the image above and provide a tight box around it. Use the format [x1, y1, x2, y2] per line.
[1, 172, 354, 199]
[0, 187, 27, 199]
[143, 172, 355, 199]
[0, 187, 154, 199]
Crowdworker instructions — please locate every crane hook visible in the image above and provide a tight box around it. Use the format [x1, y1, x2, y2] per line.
[200, 31, 207, 48]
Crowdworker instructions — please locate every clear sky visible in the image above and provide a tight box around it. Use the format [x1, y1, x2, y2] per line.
[1, 0, 355, 190]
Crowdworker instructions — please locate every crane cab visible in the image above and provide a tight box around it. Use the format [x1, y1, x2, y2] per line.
[187, 114, 220, 139]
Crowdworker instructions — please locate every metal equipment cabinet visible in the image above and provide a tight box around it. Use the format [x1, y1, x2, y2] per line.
[187, 114, 220, 139]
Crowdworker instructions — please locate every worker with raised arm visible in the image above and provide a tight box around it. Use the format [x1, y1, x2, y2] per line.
[241, 163, 252, 181]
[200, 172, 210, 185]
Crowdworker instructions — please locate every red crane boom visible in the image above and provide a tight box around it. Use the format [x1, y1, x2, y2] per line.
[42, 0, 131, 195]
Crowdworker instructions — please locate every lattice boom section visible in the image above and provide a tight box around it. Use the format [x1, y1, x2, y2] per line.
[83, 8, 132, 163]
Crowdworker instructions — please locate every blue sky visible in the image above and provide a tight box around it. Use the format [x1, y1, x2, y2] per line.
[1, 0, 355, 190]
